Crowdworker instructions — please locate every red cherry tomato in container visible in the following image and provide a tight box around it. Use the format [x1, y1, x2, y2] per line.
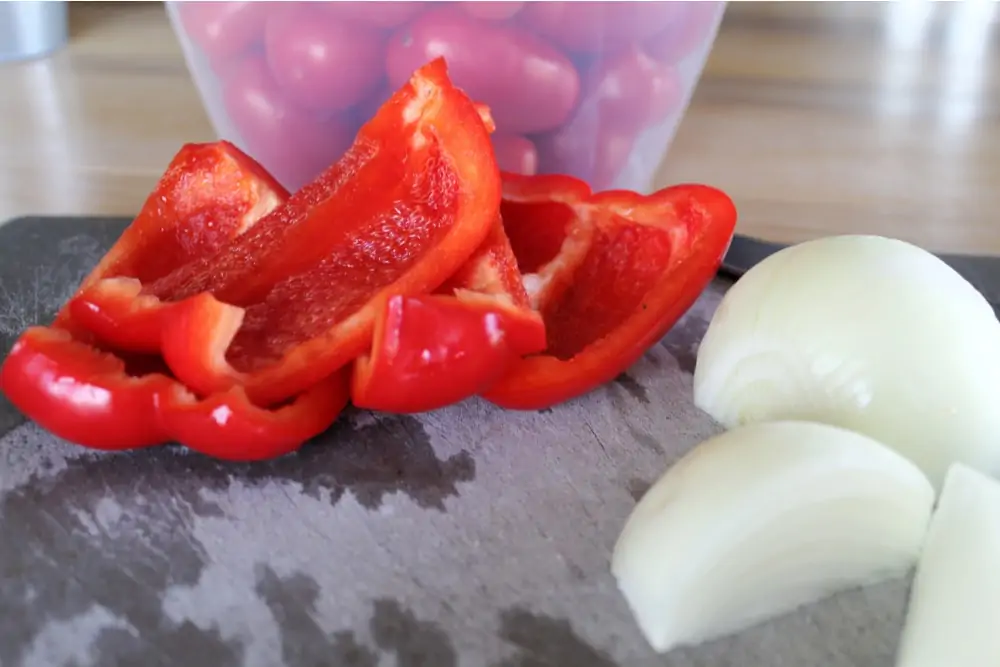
[319, 2, 423, 29]
[584, 46, 683, 131]
[531, 43, 684, 189]
[462, 2, 525, 21]
[177, 2, 269, 66]
[223, 56, 354, 192]
[264, 4, 386, 113]
[492, 136, 538, 175]
[534, 118, 638, 192]
[644, 1, 724, 65]
[386, 9, 581, 135]
[518, 2, 684, 55]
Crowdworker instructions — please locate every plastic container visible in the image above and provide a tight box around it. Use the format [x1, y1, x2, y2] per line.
[167, 1, 725, 193]
[0, 1, 68, 63]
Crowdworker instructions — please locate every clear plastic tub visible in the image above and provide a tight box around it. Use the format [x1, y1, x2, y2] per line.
[167, 1, 725, 193]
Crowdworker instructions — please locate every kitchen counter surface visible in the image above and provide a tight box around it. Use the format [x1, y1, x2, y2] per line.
[2, 1, 999, 254]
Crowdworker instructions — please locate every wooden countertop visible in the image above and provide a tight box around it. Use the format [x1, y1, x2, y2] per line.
[1, 1, 998, 255]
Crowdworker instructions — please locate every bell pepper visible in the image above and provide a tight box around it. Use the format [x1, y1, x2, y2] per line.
[0, 326, 175, 450]
[350, 216, 547, 413]
[157, 371, 350, 462]
[62, 141, 288, 349]
[481, 174, 738, 410]
[0, 326, 348, 460]
[67, 58, 501, 408]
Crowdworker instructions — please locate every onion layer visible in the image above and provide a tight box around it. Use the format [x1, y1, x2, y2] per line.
[895, 463, 1000, 667]
[611, 420, 934, 654]
[693, 235, 1000, 490]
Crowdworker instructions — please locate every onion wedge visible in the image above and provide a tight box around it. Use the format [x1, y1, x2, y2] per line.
[693, 235, 1000, 490]
[895, 463, 1000, 667]
[611, 420, 934, 654]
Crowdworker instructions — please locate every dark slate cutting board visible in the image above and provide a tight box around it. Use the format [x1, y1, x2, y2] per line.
[0, 218, 951, 667]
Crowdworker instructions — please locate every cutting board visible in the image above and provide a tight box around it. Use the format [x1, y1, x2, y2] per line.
[0, 218, 928, 667]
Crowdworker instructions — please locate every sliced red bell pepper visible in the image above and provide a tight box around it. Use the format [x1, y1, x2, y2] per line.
[63, 141, 288, 350]
[350, 216, 546, 414]
[482, 174, 737, 410]
[71, 58, 501, 408]
[500, 173, 591, 276]
[0, 326, 348, 460]
[68, 278, 181, 354]
[0, 327, 174, 449]
[157, 370, 350, 462]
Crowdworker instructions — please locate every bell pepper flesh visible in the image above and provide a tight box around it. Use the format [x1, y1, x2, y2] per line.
[157, 370, 350, 462]
[159, 292, 248, 396]
[81, 58, 500, 407]
[482, 178, 738, 411]
[0, 327, 174, 449]
[59, 141, 288, 342]
[351, 216, 546, 414]
[67, 278, 179, 354]
[499, 172, 591, 275]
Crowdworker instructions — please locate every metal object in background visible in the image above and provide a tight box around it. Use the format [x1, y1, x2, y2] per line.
[0, 1, 68, 63]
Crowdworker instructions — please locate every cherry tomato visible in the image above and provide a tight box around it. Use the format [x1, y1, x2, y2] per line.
[518, 2, 683, 55]
[492, 136, 538, 175]
[263, 4, 386, 113]
[644, 1, 724, 64]
[386, 8, 580, 135]
[533, 107, 640, 191]
[462, 2, 525, 21]
[319, 2, 424, 29]
[177, 2, 269, 63]
[646, 61, 684, 122]
[223, 56, 354, 192]
[583, 46, 683, 132]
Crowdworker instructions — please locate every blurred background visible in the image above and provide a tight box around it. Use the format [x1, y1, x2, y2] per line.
[0, 1, 998, 255]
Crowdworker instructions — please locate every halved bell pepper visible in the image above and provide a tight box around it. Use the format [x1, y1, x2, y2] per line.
[350, 216, 547, 414]
[0, 326, 348, 460]
[69, 58, 501, 408]
[64, 140, 288, 350]
[481, 174, 738, 410]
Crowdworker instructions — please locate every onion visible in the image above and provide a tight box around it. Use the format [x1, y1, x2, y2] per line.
[610, 420, 934, 654]
[693, 235, 1000, 490]
[895, 463, 1000, 667]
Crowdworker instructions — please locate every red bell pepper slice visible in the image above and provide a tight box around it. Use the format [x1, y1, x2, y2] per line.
[157, 370, 350, 462]
[68, 278, 180, 354]
[72, 58, 501, 408]
[350, 216, 546, 414]
[63, 141, 288, 350]
[482, 174, 738, 410]
[0, 327, 174, 450]
[0, 326, 348, 460]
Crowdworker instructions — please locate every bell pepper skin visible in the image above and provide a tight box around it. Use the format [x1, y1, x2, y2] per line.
[62, 141, 288, 343]
[134, 58, 500, 406]
[0, 326, 347, 460]
[482, 177, 738, 410]
[157, 370, 350, 462]
[350, 215, 546, 413]
[0, 327, 174, 449]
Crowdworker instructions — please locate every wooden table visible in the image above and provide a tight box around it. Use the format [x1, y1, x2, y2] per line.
[1, 1, 998, 255]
